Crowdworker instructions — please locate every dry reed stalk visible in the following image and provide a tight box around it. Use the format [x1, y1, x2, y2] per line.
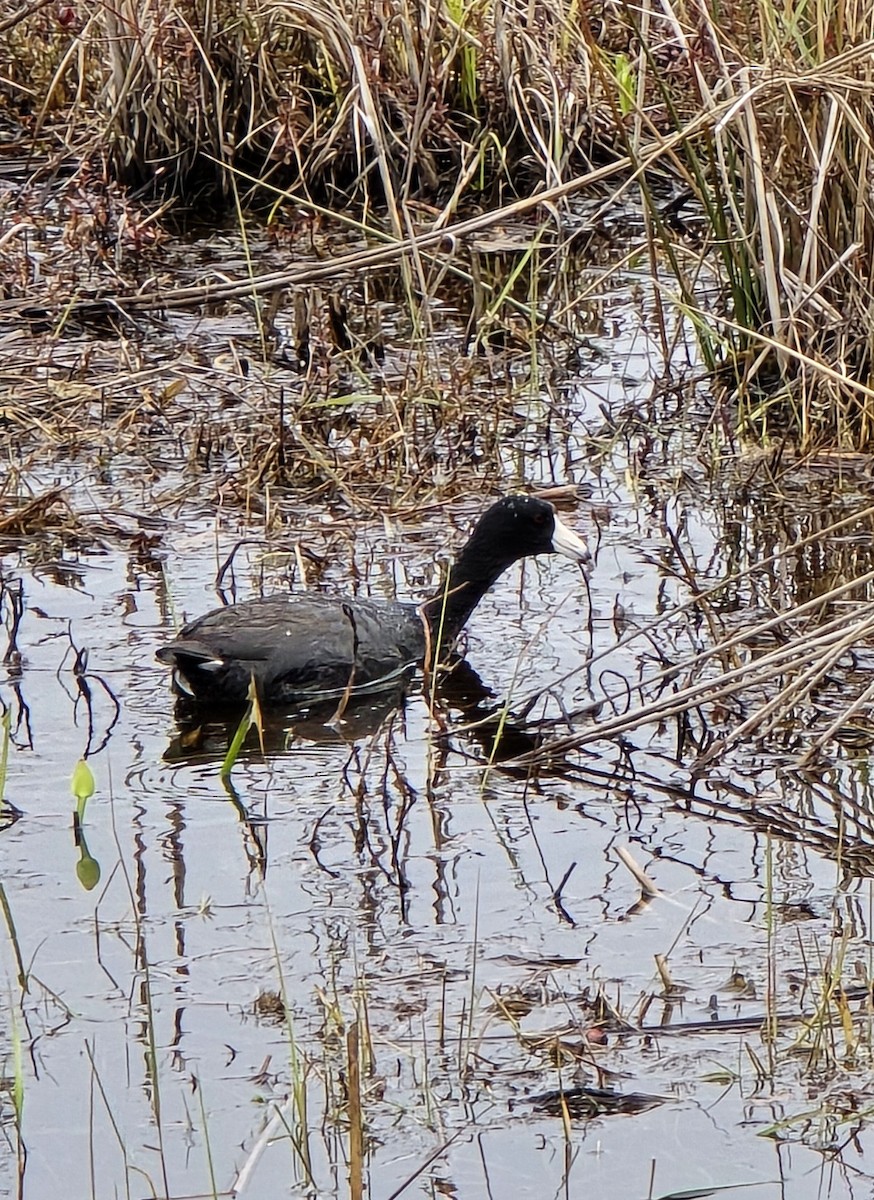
[517, 574, 874, 768]
[0, 487, 66, 534]
[514, 501, 874, 716]
[616, 846, 660, 899]
[346, 1022, 364, 1200]
[651, 8, 874, 448]
[694, 621, 874, 767]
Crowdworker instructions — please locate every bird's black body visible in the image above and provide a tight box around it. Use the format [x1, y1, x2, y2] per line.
[157, 495, 590, 707]
[160, 593, 426, 705]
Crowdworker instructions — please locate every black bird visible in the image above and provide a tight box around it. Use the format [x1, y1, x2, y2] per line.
[156, 495, 591, 708]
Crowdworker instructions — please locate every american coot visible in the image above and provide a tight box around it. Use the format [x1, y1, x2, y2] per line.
[157, 495, 591, 707]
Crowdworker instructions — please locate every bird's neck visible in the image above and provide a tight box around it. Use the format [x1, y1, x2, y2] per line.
[420, 542, 507, 648]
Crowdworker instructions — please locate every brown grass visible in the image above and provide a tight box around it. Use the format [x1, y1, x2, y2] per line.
[1, 0, 616, 205]
[5, 0, 874, 458]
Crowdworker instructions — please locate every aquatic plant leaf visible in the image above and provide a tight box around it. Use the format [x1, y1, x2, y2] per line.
[71, 759, 95, 820]
[613, 53, 636, 116]
[219, 679, 260, 781]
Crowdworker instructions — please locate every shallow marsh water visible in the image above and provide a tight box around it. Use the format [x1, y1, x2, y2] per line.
[2, 219, 874, 1200]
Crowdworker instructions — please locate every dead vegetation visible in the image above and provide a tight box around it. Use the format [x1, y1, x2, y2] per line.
[5, 8, 874, 1189]
[0, 0, 619, 204]
[3, 0, 874, 453]
[4, 0, 874, 776]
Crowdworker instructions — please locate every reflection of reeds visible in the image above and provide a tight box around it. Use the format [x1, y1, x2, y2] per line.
[346, 1021, 363, 1200]
[0, 708, 8, 808]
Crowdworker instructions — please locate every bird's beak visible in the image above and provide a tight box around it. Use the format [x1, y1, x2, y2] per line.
[551, 513, 593, 574]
